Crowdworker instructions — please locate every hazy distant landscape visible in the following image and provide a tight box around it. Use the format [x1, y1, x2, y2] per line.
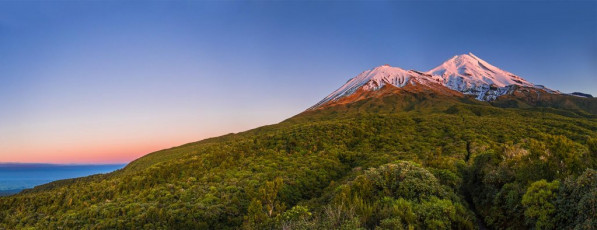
[0, 163, 124, 196]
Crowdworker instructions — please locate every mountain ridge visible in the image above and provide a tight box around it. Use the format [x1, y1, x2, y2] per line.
[311, 53, 563, 110]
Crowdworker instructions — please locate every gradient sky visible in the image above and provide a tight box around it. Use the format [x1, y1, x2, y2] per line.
[1, 1, 595, 164]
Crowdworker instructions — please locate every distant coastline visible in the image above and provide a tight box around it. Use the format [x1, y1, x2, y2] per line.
[0, 189, 23, 197]
[0, 162, 127, 166]
[0, 163, 125, 196]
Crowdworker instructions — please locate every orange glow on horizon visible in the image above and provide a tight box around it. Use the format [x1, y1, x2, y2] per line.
[0, 136, 209, 164]
[0, 104, 286, 165]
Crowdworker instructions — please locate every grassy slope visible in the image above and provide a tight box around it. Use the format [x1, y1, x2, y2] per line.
[0, 90, 596, 229]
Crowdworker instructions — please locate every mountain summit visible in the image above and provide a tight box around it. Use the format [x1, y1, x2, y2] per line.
[427, 53, 534, 96]
[310, 53, 559, 109]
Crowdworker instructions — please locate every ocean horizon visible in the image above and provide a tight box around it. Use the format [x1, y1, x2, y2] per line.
[0, 163, 125, 196]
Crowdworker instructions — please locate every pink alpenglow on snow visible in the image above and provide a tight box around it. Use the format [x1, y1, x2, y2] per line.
[311, 53, 557, 109]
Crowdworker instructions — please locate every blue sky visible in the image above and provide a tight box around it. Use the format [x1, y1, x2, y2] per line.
[0, 1, 595, 163]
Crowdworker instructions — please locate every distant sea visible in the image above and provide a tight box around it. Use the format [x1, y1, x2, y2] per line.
[0, 163, 125, 196]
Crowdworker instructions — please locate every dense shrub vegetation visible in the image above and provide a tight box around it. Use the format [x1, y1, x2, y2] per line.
[0, 95, 595, 229]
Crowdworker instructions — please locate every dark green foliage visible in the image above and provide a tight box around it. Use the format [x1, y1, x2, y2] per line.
[554, 169, 597, 229]
[522, 180, 560, 229]
[0, 96, 595, 229]
[327, 161, 475, 229]
[464, 134, 596, 229]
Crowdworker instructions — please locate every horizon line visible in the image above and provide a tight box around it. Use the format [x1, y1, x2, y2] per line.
[0, 162, 129, 166]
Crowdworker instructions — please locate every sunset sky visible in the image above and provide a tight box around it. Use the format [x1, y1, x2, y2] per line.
[1, 1, 595, 163]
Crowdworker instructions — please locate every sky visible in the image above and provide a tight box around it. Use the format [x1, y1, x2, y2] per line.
[0, 1, 595, 164]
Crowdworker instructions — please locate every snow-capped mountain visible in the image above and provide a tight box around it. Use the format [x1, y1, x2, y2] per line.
[310, 53, 557, 109]
[427, 53, 535, 100]
[309, 65, 443, 109]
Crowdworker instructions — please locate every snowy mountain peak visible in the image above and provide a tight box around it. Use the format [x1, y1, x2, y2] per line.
[426, 53, 536, 100]
[428, 53, 533, 89]
[310, 54, 556, 110]
[308, 65, 420, 109]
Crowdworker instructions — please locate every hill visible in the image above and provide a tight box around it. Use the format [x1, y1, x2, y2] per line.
[1, 54, 596, 229]
[1, 94, 596, 229]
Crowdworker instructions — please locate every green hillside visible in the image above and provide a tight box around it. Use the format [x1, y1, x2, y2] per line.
[1, 93, 596, 229]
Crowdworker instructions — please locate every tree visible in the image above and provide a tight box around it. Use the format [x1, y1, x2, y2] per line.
[522, 179, 560, 229]
[243, 177, 286, 229]
[260, 177, 286, 218]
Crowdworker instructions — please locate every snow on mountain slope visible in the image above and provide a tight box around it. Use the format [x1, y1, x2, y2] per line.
[309, 65, 442, 109]
[310, 53, 557, 110]
[427, 53, 534, 100]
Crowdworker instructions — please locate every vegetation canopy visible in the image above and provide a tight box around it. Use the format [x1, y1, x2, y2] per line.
[1, 93, 596, 229]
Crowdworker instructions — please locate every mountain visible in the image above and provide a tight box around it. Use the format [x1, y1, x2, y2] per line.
[308, 65, 445, 109]
[1, 55, 596, 229]
[310, 53, 597, 115]
[571, 92, 593, 98]
[427, 53, 539, 100]
[311, 53, 565, 109]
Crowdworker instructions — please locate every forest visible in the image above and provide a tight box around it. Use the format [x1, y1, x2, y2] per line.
[0, 94, 595, 229]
